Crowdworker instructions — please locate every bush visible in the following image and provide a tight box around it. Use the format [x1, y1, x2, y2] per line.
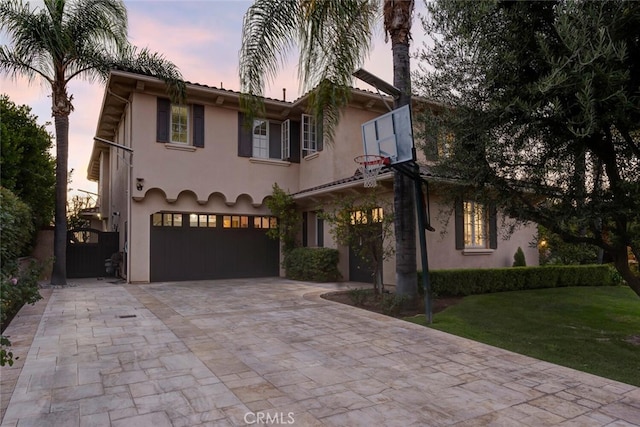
[348, 288, 370, 306]
[418, 265, 614, 297]
[0, 187, 34, 272]
[380, 293, 410, 316]
[284, 247, 342, 282]
[1, 259, 43, 366]
[513, 247, 526, 267]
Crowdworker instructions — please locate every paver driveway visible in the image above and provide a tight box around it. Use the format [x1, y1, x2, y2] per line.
[1, 278, 639, 426]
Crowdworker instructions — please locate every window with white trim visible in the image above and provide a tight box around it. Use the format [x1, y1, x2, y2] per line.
[171, 104, 189, 144]
[252, 120, 269, 158]
[281, 119, 290, 160]
[302, 114, 317, 157]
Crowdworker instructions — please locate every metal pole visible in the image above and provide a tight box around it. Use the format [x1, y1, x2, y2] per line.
[413, 161, 432, 324]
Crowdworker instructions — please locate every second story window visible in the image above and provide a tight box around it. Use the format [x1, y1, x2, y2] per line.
[302, 114, 317, 157]
[171, 105, 188, 144]
[252, 120, 269, 158]
[156, 98, 204, 148]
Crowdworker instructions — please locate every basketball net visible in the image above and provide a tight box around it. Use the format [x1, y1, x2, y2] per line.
[355, 155, 388, 188]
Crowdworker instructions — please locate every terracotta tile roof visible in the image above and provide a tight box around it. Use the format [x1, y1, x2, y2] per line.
[293, 164, 459, 197]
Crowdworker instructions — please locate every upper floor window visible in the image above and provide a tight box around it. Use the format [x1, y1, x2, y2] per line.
[252, 120, 269, 158]
[281, 119, 290, 160]
[157, 98, 204, 148]
[171, 105, 189, 144]
[302, 114, 317, 157]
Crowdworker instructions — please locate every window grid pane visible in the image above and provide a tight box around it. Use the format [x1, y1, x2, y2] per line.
[302, 114, 317, 156]
[171, 105, 188, 144]
[189, 214, 198, 227]
[208, 215, 217, 228]
[172, 214, 182, 227]
[281, 120, 290, 160]
[252, 120, 269, 158]
[464, 201, 487, 248]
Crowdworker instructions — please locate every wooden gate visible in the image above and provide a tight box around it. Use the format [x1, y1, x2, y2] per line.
[66, 228, 119, 278]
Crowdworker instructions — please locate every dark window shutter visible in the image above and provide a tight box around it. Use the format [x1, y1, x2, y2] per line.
[455, 198, 464, 250]
[269, 122, 281, 159]
[289, 120, 301, 163]
[316, 118, 323, 151]
[157, 98, 170, 143]
[317, 216, 324, 247]
[237, 112, 252, 157]
[302, 212, 308, 247]
[489, 204, 498, 249]
[193, 104, 204, 148]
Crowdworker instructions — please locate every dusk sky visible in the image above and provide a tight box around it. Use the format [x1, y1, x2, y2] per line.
[1, 0, 429, 197]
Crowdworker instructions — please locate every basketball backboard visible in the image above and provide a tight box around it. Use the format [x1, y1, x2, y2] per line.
[361, 104, 414, 168]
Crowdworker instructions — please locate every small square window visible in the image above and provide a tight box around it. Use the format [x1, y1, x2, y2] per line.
[240, 216, 249, 228]
[172, 214, 182, 227]
[208, 215, 217, 228]
[153, 213, 162, 227]
[163, 213, 173, 226]
[223, 216, 231, 228]
[189, 214, 199, 227]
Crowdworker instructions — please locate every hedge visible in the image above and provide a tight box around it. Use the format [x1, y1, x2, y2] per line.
[418, 265, 615, 297]
[0, 187, 34, 274]
[284, 247, 342, 282]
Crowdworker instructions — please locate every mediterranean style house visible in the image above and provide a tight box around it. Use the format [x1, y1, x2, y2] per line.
[86, 70, 538, 284]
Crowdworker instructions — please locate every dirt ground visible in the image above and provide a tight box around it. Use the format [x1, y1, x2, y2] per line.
[321, 285, 462, 318]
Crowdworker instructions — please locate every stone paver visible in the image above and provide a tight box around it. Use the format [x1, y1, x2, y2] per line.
[0, 278, 638, 426]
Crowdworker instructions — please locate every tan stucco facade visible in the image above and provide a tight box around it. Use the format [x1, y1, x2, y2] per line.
[88, 70, 538, 284]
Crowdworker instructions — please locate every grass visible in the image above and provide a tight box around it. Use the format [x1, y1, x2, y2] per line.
[405, 286, 640, 386]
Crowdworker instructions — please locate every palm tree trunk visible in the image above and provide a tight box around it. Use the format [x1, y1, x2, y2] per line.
[50, 114, 69, 286]
[387, 0, 417, 299]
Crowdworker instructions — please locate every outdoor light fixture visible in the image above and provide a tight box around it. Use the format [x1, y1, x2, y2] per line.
[136, 178, 144, 191]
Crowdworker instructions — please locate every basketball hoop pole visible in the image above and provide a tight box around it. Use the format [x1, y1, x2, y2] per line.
[388, 151, 433, 324]
[412, 159, 433, 324]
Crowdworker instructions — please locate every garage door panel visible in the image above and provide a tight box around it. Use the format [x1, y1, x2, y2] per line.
[150, 217, 279, 282]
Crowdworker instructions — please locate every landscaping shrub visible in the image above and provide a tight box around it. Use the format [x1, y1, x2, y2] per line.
[0, 187, 34, 273]
[418, 265, 613, 297]
[1, 259, 43, 366]
[284, 247, 341, 282]
[347, 288, 370, 306]
[512, 247, 526, 267]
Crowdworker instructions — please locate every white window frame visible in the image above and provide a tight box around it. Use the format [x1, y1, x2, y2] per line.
[171, 104, 189, 144]
[252, 119, 269, 158]
[302, 114, 317, 157]
[281, 119, 290, 160]
[464, 201, 488, 249]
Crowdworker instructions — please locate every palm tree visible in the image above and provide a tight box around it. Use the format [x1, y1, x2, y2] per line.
[0, 0, 184, 286]
[240, 0, 418, 298]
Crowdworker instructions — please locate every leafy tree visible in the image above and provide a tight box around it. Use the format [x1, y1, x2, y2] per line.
[537, 225, 599, 266]
[0, 187, 33, 271]
[1, 94, 55, 229]
[240, 0, 418, 299]
[0, 0, 185, 286]
[265, 183, 301, 254]
[321, 192, 395, 294]
[418, 0, 640, 296]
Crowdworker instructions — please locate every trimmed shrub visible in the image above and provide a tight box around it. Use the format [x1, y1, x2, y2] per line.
[0, 187, 34, 273]
[513, 247, 526, 267]
[284, 247, 342, 282]
[418, 265, 614, 297]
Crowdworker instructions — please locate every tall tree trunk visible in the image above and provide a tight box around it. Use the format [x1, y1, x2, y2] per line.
[50, 114, 69, 286]
[386, 0, 417, 299]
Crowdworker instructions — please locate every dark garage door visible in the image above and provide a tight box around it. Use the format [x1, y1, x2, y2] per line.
[150, 213, 279, 282]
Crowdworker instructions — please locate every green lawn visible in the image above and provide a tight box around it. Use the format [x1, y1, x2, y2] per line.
[405, 286, 640, 386]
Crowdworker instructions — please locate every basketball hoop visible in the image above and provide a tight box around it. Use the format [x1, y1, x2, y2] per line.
[354, 155, 390, 188]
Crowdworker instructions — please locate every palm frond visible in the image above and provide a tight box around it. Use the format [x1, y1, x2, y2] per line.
[239, 0, 300, 124]
[298, 0, 378, 141]
[239, 0, 300, 97]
